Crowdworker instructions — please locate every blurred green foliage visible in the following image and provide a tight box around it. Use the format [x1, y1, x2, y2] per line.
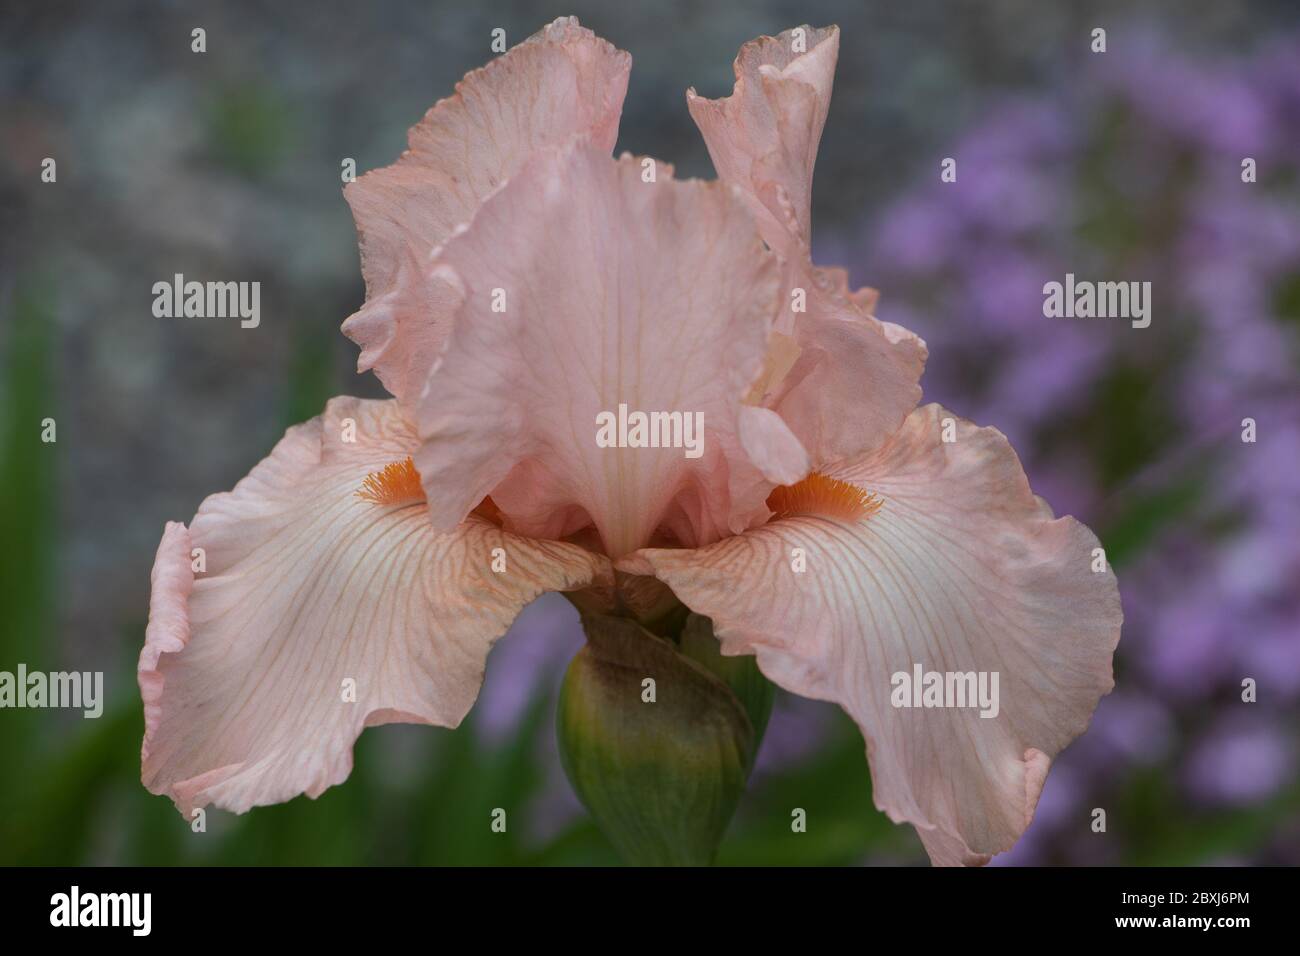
[206, 82, 294, 179]
[0, 284, 60, 831]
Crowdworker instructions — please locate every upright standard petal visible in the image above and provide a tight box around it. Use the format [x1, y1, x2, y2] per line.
[140, 397, 608, 815]
[690, 26, 924, 467]
[622, 404, 1122, 865]
[413, 142, 795, 558]
[687, 24, 839, 257]
[343, 17, 631, 405]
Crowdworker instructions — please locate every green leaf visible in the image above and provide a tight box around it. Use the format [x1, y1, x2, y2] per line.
[0, 283, 59, 802]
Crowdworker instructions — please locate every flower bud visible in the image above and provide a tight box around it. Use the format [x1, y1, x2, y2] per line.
[557, 612, 760, 865]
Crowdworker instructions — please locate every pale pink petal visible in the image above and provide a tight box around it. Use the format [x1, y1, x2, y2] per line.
[738, 405, 809, 486]
[339, 246, 465, 408]
[816, 265, 879, 314]
[690, 27, 924, 466]
[687, 25, 839, 257]
[343, 17, 631, 405]
[140, 397, 608, 816]
[621, 404, 1121, 865]
[413, 142, 789, 558]
[764, 269, 926, 469]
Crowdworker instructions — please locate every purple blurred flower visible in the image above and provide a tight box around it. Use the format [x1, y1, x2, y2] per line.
[1184, 715, 1296, 806]
[474, 592, 583, 745]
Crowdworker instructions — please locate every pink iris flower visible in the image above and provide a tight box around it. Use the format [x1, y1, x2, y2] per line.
[140, 19, 1121, 866]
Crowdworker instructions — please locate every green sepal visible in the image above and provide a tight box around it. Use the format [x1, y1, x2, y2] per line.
[678, 612, 775, 764]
